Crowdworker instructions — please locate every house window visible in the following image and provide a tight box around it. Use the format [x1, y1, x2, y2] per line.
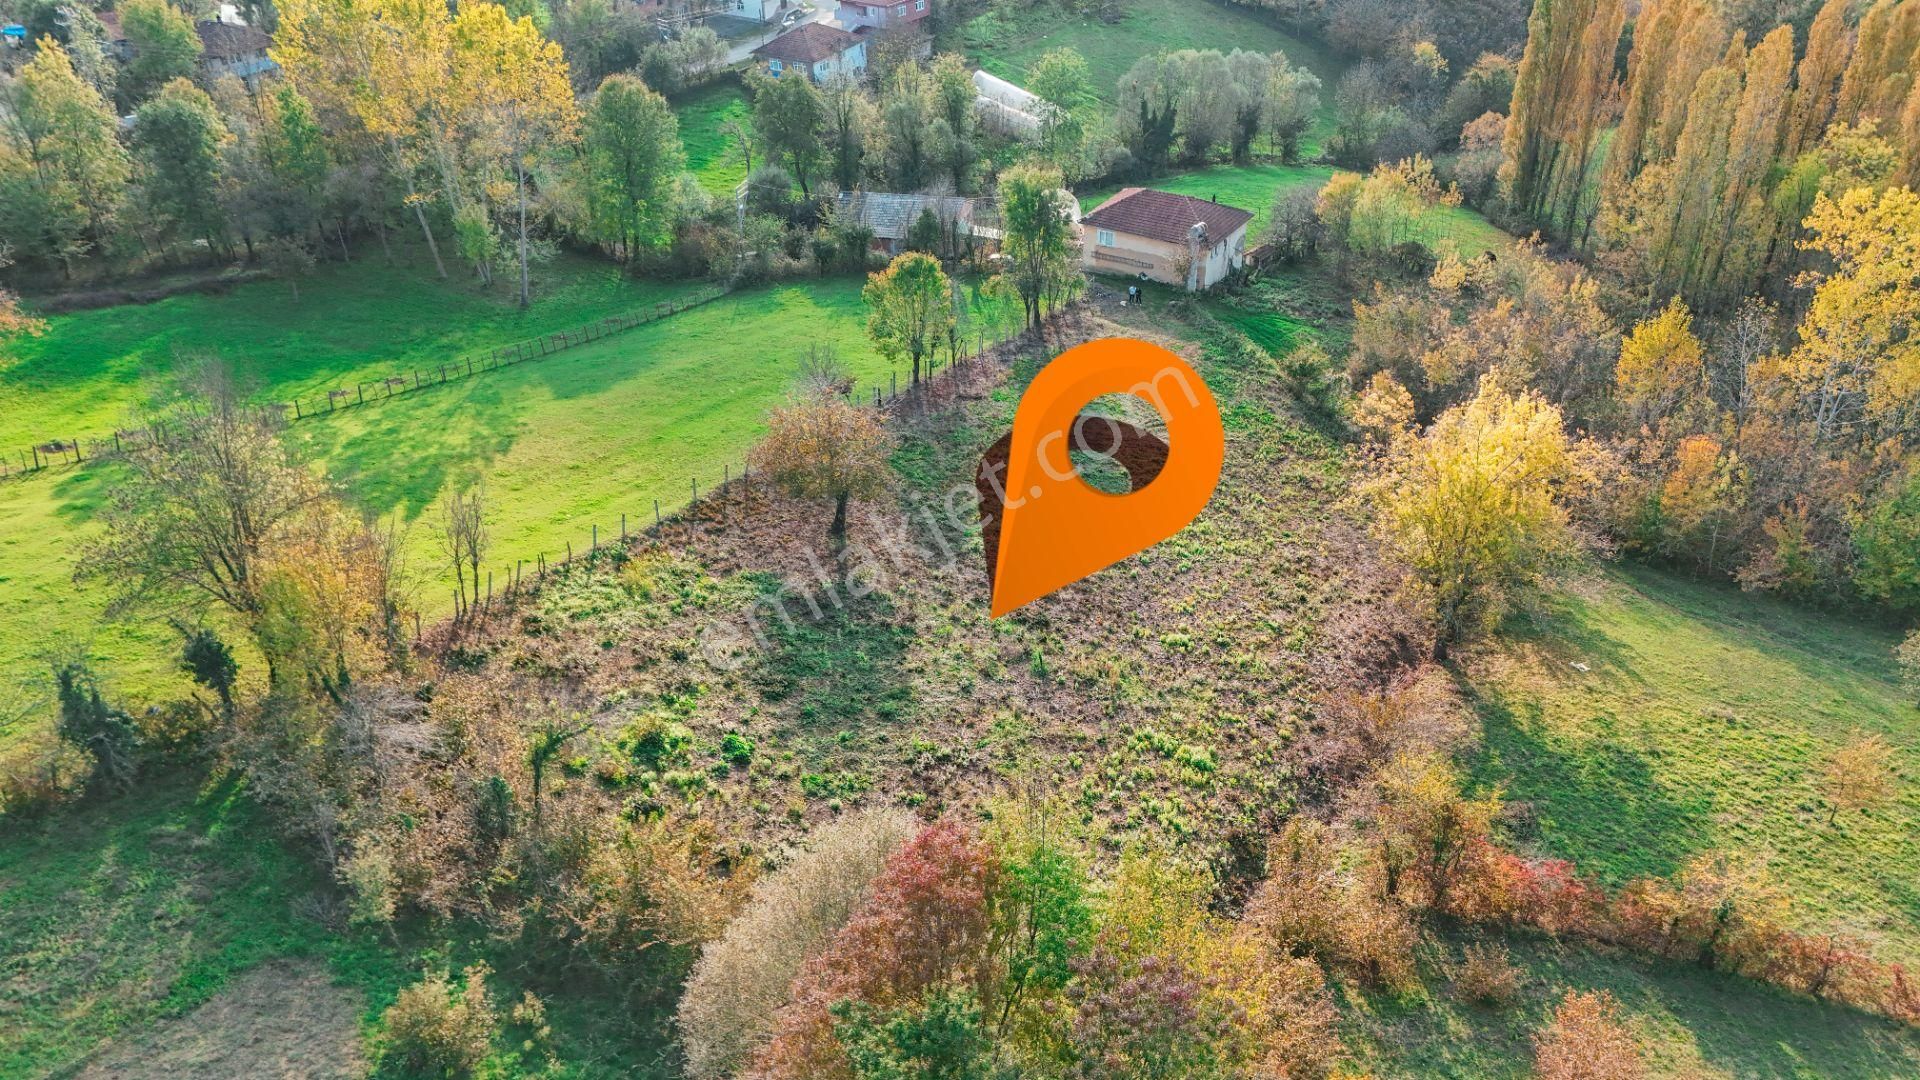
[894, 3, 906, 14]
[915, 0, 926, 8]
[1096, 229, 1116, 247]
[769, 58, 783, 74]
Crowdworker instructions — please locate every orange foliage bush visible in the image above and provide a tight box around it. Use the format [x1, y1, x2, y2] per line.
[1533, 990, 1643, 1080]
[744, 819, 995, 1080]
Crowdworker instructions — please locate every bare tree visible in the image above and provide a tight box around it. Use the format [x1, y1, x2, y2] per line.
[795, 345, 853, 399]
[78, 363, 325, 623]
[1708, 298, 1780, 447]
[440, 486, 489, 614]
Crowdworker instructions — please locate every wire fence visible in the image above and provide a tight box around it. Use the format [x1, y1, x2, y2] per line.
[421, 308, 1063, 644]
[0, 283, 731, 482]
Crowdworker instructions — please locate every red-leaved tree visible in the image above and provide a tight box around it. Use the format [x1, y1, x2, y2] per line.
[745, 819, 996, 1080]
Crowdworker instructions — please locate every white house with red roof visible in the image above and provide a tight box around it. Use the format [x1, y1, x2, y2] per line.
[750, 21, 869, 83]
[1079, 188, 1254, 291]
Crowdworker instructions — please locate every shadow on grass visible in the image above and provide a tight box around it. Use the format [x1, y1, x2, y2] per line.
[1343, 931, 1920, 1079]
[1469, 684, 1716, 884]
[301, 375, 524, 521]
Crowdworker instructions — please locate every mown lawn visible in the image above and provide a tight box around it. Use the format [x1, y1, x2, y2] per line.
[675, 79, 752, 201]
[293, 277, 894, 592]
[967, 0, 1337, 107]
[1342, 930, 1920, 1078]
[0, 250, 704, 452]
[1468, 566, 1920, 964]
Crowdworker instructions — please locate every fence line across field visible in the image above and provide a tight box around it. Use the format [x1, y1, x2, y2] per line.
[428, 313, 1055, 638]
[2, 283, 732, 481]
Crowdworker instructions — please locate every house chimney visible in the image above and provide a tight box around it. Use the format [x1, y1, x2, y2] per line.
[1186, 222, 1204, 292]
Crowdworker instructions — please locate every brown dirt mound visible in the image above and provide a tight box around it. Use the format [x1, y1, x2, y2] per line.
[72, 960, 364, 1080]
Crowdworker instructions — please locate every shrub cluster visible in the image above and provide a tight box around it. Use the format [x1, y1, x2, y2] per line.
[684, 816, 1343, 1080]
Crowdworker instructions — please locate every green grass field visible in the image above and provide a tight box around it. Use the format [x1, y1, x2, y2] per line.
[1343, 930, 1920, 1078]
[292, 276, 897, 594]
[1469, 566, 1920, 964]
[967, 0, 1337, 107]
[0, 775, 395, 1078]
[0, 272, 1015, 754]
[0, 251, 703, 452]
[675, 80, 752, 200]
[0, 773, 672, 1078]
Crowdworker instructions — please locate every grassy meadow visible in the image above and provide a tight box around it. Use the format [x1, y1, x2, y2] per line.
[0, 251, 705, 452]
[0, 773, 670, 1079]
[0, 267, 1018, 755]
[967, 0, 1337, 107]
[675, 79, 753, 201]
[1342, 930, 1920, 1078]
[6, 272, 1919, 1079]
[1470, 566, 1920, 964]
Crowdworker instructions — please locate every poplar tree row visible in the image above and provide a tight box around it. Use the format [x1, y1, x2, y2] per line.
[1500, 0, 1920, 313]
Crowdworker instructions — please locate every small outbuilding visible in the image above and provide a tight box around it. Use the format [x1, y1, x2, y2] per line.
[1079, 187, 1253, 291]
[833, 191, 979, 256]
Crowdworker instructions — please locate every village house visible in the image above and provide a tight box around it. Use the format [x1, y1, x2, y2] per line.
[195, 19, 278, 89]
[1079, 188, 1253, 291]
[833, 0, 930, 30]
[833, 191, 980, 256]
[750, 21, 868, 83]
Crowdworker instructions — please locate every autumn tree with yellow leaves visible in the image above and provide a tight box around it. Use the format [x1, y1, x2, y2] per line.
[1365, 375, 1587, 646]
[449, 3, 579, 307]
[1779, 186, 1920, 449]
[274, 0, 576, 296]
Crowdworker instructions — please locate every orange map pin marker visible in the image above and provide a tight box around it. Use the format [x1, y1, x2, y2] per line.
[983, 337, 1224, 617]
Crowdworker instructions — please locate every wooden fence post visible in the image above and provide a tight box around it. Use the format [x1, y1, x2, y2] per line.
[621, 514, 627, 540]
[654, 499, 660, 525]
[591, 524, 597, 551]
[358, 384, 365, 405]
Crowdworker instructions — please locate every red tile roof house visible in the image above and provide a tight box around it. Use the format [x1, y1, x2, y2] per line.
[750, 22, 868, 84]
[1080, 188, 1254, 291]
